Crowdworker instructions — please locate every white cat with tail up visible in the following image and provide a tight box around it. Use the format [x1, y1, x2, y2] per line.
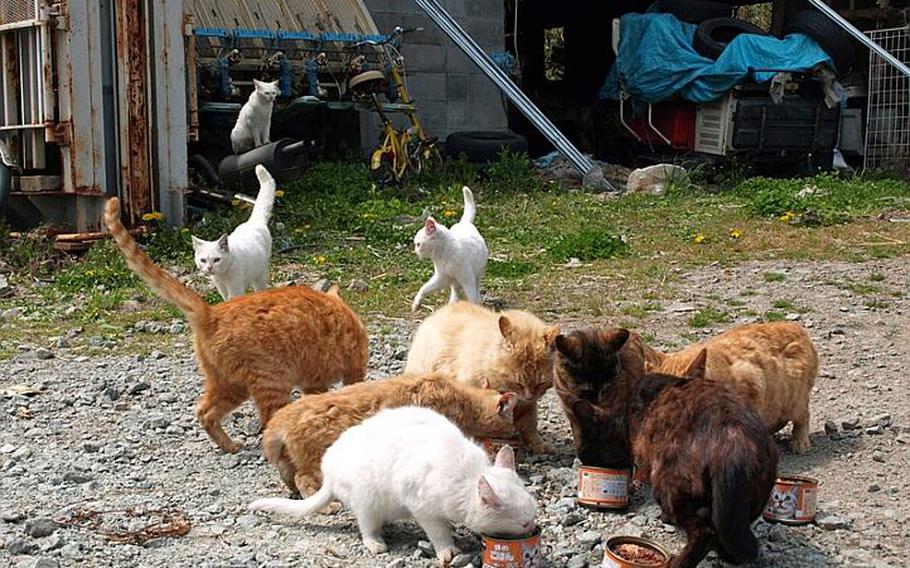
[249, 406, 536, 566]
[230, 79, 280, 154]
[412, 186, 488, 312]
[191, 165, 276, 300]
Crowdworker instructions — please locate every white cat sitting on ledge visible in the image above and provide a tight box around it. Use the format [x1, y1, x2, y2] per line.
[412, 186, 489, 312]
[230, 79, 280, 154]
[249, 406, 536, 567]
[191, 164, 276, 300]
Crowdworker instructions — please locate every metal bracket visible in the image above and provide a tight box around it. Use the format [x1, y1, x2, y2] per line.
[53, 121, 72, 147]
[47, 1, 68, 30]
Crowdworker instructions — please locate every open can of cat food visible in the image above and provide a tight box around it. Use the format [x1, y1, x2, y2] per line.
[480, 435, 523, 462]
[602, 535, 670, 568]
[577, 465, 631, 509]
[481, 527, 541, 568]
[763, 475, 818, 524]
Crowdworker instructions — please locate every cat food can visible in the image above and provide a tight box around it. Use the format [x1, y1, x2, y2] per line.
[481, 527, 541, 568]
[763, 475, 818, 524]
[602, 535, 670, 568]
[577, 466, 631, 509]
[480, 435, 523, 462]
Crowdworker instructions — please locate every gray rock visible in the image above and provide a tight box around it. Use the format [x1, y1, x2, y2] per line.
[56, 337, 70, 349]
[144, 416, 170, 430]
[417, 540, 435, 558]
[41, 534, 65, 552]
[869, 413, 892, 428]
[841, 417, 861, 431]
[0, 274, 11, 297]
[2, 307, 26, 320]
[25, 518, 58, 538]
[562, 512, 584, 526]
[235, 514, 259, 529]
[824, 420, 838, 435]
[313, 279, 333, 293]
[34, 348, 54, 360]
[897, 433, 910, 444]
[149, 350, 165, 360]
[128, 382, 150, 395]
[9, 538, 39, 554]
[868, 483, 881, 492]
[784, 312, 801, 321]
[168, 323, 184, 334]
[449, 553, 473, 568]
[62, 470, 93, 484]
[2, 510, 25, 523]
[872, 451, 885, 463]
[347, 279, 369, 292]
[865, 425, 884, 435]
[567, 554, 588, 568]
[385, 559, 406, 568]
[578, 530, 601, 550]
[816, 513, 851, 530]
[33, 559, 60, 568]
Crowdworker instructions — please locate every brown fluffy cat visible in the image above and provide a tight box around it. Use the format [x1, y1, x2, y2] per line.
[404, 301, 559, 454]
[645, 322, 818, 452]
[104, 198, 368, 453]
[263, 373, 518, 497]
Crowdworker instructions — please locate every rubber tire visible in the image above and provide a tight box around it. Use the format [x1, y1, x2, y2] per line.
[693, 17, 767, 60]
[783, 10, 855, 76]
[444, 130, 529, 162]
[649, 0, 732, 24]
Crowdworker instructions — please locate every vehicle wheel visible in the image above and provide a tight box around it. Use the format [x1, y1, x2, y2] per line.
[444, 130, 529, 162]
[783, 10, 856, 76]
[649, 0, 732, 24]
[693, 17, 766, 60]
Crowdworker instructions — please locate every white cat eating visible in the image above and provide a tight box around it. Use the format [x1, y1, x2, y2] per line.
[249, 406, 536, 566]
[230, 79, 280, 154]
[191, 164, 275, 300]
[412, 186, 488, 312]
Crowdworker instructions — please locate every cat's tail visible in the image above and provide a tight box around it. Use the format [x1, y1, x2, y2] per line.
[249, 483, 333, 519]
[711, 449, 760, 563]
[104, 198, 209, 322]
[249, 164, 277, 225]
[460, 186, 477, 224]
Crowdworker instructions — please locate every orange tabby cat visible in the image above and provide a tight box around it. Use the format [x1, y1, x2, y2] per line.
[404, 301, 559, 454]
[264, 373, 518, 497]
[645, 322, 818, 452]
[104, 197, 368, 453]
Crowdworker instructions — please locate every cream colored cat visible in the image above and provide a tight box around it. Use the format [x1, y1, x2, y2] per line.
[645, 322, 818, 452]
[405, 301, 559, 454]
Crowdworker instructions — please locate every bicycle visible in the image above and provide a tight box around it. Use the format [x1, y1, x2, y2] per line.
[347, 26, 440, 183]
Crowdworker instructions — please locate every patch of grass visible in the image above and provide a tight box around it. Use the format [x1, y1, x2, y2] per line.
[770, 298, 808, 313]
[838, 280, 883, 296]
[548, 228, 627, 262]
[487, 259, 539, 279]
[869, 271, 887, 282]
[689, 306, 732, 328]
[764, 310, 786, 322]
[763, 271, 786, 282]
[55, 240, 138, 293]
[621, 302, 662, 319]
[865, 299, 890, 310]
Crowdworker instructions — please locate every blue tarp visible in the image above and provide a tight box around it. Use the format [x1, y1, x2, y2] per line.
[599, 13, 834, 103]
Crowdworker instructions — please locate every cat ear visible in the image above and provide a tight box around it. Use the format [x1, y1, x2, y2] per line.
[493, 445, 516, 470]
[600, 329, 630, 353]
[498, 316, 514, 343]
[424, 217, 437, 236]
[253, 78, 264, 88]
[572, 399, 597, 422]
[497, 392, 517, 418]
[481, 377, 491, 389]
[543, 325, 560, 348]
[477, 476, 501, 509]
[191, 235, 204, 250]
[555, 334, 582, 360]
[683, 348, 708, 380]
[217, 234, 230, 252]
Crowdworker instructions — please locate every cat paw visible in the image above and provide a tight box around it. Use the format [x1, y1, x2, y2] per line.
[791, 437, 811, 454]
[363, 538, 387, 555]
[436, 546, 461, 566]
[318, 501, 343, 515]
[220, 440, 243, 454]
[411, 300, 422, 313]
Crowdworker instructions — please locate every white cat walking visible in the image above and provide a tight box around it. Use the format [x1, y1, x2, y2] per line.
[191, 165, 275, 300]
[412, 186, 488, 312]
[230, 79, 280, 154]
[249, 406, 536, 566]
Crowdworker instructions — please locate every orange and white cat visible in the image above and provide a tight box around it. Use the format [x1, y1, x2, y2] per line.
[645, 322, 818, 452]
[263, 373, 518, 498]
[405, 302, 559, 454]
[104, 197, 368, 453]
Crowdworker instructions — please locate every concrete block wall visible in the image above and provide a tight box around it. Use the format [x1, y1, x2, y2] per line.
[359, 0, 507, 150]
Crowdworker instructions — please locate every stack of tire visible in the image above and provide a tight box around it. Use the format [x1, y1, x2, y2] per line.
[650, 0, 855, 76]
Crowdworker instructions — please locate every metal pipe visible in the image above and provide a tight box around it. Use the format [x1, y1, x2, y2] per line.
[411, 0, 605, 183]
[807, 0, 910, 78]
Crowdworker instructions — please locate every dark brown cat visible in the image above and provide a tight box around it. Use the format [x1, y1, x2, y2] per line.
[555, 329, 778, 568]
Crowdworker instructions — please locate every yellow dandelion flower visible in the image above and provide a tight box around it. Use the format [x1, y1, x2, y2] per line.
[729, 228, 743, 239]
[141, 212, 163, 222]
[693, 232, 706, 244]
[314, 255, 327, 265]
[275, 190, 285, 198]
[362, 212, 377, 219]
[443, 210, 457, 218]
[294, 227, 305, 234]
[779, 211, 796, 222]
[231, 198, 240, 207]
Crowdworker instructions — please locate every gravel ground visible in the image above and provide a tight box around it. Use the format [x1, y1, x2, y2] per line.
[1, 258, 909, 568]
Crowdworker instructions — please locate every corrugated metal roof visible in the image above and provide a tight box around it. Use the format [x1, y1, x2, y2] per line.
[186, 0, 379, 34]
